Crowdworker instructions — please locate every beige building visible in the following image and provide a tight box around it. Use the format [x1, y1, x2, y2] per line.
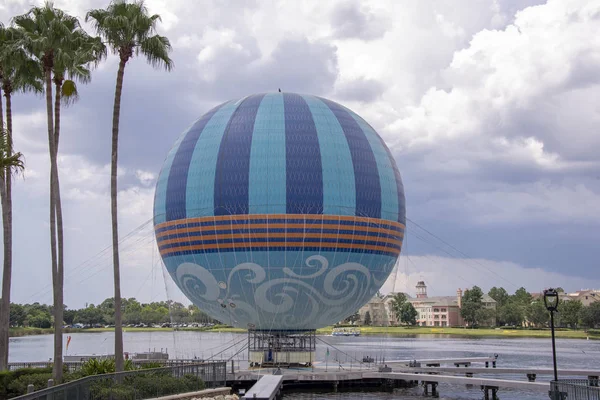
[358, 295, 393, 326]
[564, 289, 600, 306]
[358, 281, 496, 327]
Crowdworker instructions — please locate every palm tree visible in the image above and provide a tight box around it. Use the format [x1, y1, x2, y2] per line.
[12, 3, 97, 381]
[0, 25, 42, 371]
[0, 127, 24, 364]
[86, 0, 173, 372]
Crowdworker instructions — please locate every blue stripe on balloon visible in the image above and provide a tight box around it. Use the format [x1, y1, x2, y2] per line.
[319, 98, 381, 219]
[283, 93, 323, 214]
[302, 95, 355, 216]
[185, 100, 240, 218]
[214, 94, 266, 216]
[154, 126, 188, 224]
[353, 115, 406, 224]
[248, 93, 286, 214]
[349, 113, 399, 222]
[165, 103, 227, 221]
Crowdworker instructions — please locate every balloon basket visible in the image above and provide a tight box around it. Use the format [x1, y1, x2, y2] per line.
[248, 329, 316, 368]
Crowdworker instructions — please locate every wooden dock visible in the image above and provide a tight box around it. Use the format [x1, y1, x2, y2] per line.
[242, 375, 283, 400]
[232, 369, 550, 391]
[395, 366, 600, 381]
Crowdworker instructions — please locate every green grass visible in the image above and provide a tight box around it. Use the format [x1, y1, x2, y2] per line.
[10, 325, 600, 340]
[317, 326, 600, 339]
[9, 327, 85, 337]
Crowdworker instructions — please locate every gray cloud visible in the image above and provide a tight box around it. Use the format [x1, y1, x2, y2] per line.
[335, 77, 385, 102]
[330, 2, 388, 40]
[3, 0, 600, 309]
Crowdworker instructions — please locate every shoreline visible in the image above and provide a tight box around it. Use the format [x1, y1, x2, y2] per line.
[10, 326, 600, 340]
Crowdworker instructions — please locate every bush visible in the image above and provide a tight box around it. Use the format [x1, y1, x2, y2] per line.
[89, 373, 205, 400]
[89, 382, 135, 400]
[81, 358, 135, 375]
[0, 367, 54, 399]
[138, 362, 164, 369]
[6, 373, 52, 397]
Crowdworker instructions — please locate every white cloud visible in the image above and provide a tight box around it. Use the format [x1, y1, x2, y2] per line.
[2, 0, 600, 309]
[382, 255, 600, 297]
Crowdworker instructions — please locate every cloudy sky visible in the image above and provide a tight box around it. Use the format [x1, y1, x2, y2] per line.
[1, 0, 599, 308]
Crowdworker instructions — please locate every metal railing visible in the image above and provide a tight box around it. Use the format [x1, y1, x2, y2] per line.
[550, 379, 600, 400]
[7, 359, 228, 373]
[11, 361, 228, 400]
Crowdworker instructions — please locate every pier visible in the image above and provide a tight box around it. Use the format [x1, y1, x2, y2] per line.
[242, 375, 284, 400]
[230, 355, 600, 398]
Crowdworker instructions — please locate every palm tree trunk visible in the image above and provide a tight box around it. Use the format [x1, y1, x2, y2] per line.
[112, 58, 127, 372]
[0, 85, 3, 129]
[0, 174, 9, 371]
[52, 81, 64, 382]
[44, 68, 62, 382]
[0, 90, 13, 371]
[0, 85, 7, 371]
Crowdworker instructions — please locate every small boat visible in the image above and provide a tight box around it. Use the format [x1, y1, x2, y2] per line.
[332, 328, 361, 337]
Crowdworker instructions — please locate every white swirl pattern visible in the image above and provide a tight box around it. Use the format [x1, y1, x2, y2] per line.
[172, 255, 392, 330]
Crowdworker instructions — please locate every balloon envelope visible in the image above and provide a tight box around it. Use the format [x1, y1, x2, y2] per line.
[154, 93, 405, 330]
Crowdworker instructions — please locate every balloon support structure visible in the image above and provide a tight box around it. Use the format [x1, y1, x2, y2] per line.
[248, 329, 316, 368]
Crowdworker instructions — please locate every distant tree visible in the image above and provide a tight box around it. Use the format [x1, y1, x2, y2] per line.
[364, 311, 372, 326]
[461, 286, 484, 326]
[556, 287, 565, 293]
[347, 312, 360, 324]
[28, 312, 51, 329]
[63, 309, 77, 325]
[390, 293, 407, 324]
[526, 301, 549, 327]
[476, 307, 496, 327]
[75, 305, 105, 326]
[513, 287, 532, 306]
[9, 303, 26, 327]
[560, 300, 583, 328]
[399, 302, 418, 326]
[498, 300, 524, 326]
[488, 287, 509, 307]
[580, 301, 600, 329]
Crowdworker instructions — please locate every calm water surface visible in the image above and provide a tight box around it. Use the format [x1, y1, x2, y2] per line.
[9, 332, 600, 400]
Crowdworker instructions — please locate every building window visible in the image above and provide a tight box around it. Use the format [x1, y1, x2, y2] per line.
[442, 322, 447, 327]
[434, 321, 440, 326]
[441, 315, 446, 319]
[441, 308, 446, 312]
[433, 308, 439, 312]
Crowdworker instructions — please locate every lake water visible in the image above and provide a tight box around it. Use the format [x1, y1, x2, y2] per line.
[9, 332, 600, 400]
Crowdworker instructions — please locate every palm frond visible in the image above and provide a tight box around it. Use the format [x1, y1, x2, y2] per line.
[0, 27, 43, 95]
[140, 35, 173, 70]
[0, 127, 25, 179]
[60, 79, 79, 106]
[86, 0, 171, 69]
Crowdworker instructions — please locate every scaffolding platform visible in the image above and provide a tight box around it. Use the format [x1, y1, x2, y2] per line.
[248, 330, 316, 368]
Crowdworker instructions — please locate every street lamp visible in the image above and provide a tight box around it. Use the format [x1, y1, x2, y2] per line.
[544, 288, 559, 382]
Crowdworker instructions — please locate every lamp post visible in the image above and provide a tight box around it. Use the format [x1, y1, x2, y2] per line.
[544, 288, 559, 382]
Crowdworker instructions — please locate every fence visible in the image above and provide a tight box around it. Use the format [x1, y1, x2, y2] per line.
[11, 361, 228, 400]
[550, 379, 600, 400]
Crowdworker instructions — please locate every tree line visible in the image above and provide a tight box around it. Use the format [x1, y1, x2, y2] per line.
[0, 0, 173, 381]
[462, 286, 600, 329]
[8, 298, 219, 329]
